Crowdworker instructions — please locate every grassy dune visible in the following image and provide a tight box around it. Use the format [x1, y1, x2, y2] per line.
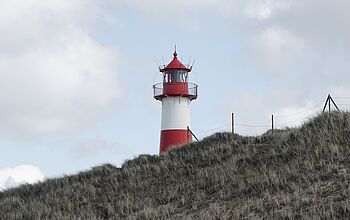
[1, 112, 350, 219]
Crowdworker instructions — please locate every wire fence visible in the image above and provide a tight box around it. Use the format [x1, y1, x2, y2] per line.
[191, 96, 350, 139]
[333, 97, 350, 108]
[333, 97, 350, 106]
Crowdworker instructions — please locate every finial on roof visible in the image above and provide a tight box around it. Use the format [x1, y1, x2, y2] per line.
[173, 45, 177, 58]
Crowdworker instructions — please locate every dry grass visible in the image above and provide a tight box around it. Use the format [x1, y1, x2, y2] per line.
[1, 112, 350, 219]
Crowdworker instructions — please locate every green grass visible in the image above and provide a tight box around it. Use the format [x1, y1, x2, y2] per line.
[1, 112, 350, 219]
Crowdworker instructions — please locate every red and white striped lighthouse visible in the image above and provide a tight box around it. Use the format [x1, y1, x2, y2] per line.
[153, 49, 198, 154]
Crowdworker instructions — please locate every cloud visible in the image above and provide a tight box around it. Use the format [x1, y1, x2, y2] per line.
[222, 0, 350, 78]
[0, 0, 120, 139]
[243, 0, 290, 20]
[122, 0, 221, 12]
[120, 0, 223, 30]
[0, 165, 45, 191]
[249, 27, 304, 75]
[56, 137, 119, 159]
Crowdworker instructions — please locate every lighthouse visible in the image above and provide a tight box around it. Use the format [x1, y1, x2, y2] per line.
[153, 49, 198, 153]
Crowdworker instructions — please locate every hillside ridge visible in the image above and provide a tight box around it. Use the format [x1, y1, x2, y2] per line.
[1, 112, 350, 219]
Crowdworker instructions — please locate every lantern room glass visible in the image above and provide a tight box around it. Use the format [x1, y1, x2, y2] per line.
[163, 70, 188, 83]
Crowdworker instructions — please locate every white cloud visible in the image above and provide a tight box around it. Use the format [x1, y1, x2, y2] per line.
[0, 165, 45, 191]
[221, 0, 350, 78]
[244, 0, 290, 20]
[0, 0, 120, 139]
[56, 137, 119, 159]
[120, 0, 223, 30]
[123, 0, 221, 11]
[250, 27, 304, 75]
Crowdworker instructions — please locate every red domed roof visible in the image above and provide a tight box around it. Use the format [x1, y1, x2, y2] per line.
[160, 51, 191, 72]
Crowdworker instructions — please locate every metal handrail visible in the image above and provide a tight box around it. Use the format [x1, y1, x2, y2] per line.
[153, 82, 198, 98]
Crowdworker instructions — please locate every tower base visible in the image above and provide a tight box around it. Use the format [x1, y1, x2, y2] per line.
[160, 129, 192, 153]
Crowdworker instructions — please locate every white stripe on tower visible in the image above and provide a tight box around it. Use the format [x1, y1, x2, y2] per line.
[161, 96, 191, 130]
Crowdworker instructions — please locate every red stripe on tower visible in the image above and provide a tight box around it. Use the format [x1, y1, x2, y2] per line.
[153, 49, 198, 154]
[160, 130, 192, 153]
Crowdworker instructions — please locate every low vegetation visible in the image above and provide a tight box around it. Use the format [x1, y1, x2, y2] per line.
[1, 112, 350, 219]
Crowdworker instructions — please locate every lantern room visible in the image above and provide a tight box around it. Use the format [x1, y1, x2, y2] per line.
[153, 51, 198, 101]
[162, 69, 189, 83]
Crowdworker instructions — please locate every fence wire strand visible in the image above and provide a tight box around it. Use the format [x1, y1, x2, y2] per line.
[235, 123, 268, 128]
[334, 97, 350, 99]
[274, 101, 323, 118]
[192, 96, 347, 136]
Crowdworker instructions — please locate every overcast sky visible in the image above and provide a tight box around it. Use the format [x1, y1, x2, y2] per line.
[1, 0, 350, 190]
